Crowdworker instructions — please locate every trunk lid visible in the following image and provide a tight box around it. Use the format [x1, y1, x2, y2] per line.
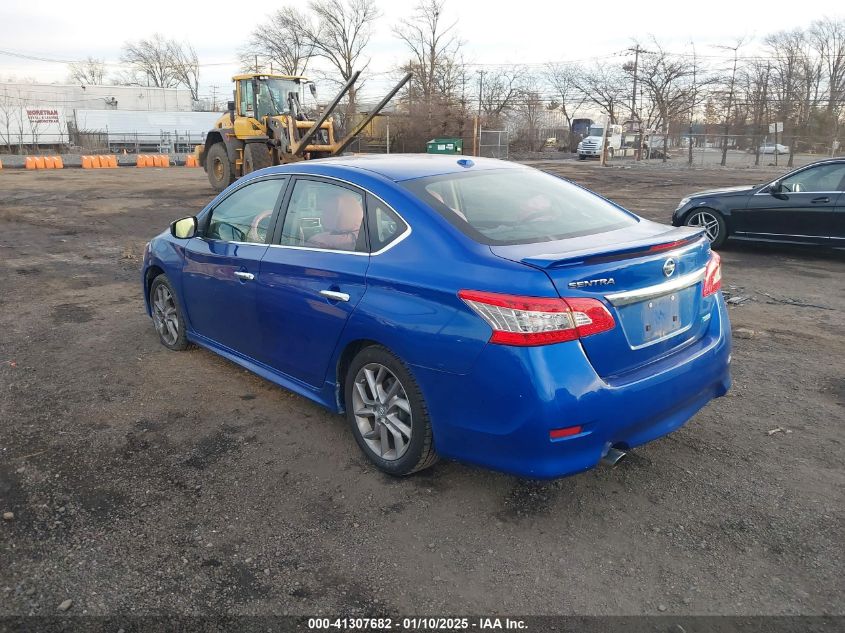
[491, 221, 714, 378]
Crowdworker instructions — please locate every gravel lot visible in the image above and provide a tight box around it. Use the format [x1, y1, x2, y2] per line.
[0, 163, 843, 618]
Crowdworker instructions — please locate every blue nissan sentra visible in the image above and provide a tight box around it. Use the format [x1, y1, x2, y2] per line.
[142, 155, 731, 479]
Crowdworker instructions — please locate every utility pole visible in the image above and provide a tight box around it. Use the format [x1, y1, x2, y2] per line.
[629, 44, 640, 120]
[210, 85, 219, 112]
[475, 70, 485, 158]
[255, 55, 259, 73]
[627, 44, 649, 161]
[476, 70, 485, 117]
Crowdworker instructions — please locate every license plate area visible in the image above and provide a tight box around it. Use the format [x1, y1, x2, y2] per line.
[641, 292, 682, 342]
[616, 286, 696, 349]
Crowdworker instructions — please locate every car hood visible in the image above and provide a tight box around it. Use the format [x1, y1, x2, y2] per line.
[688, 185, 757, 198]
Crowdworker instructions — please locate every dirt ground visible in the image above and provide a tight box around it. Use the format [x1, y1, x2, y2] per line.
[0, 162, 843, 618]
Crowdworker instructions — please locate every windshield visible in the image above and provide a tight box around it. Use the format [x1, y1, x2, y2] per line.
[403, 169, 636, 245]
[588, 126, 604, 137]
[256, 78, 301, 118]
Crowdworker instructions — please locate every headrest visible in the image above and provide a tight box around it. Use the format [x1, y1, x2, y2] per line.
[330, 193, 363, 233]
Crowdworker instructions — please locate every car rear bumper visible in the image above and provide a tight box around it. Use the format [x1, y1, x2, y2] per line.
[412, 294, 732, 479]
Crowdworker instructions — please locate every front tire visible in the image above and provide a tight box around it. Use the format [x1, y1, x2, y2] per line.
[206, 143, 234, 192]
[149, 275, 189, 351]
[344, 346, 438, 476]
[244, 143, 272, 174]
[684, 208, 727, 248]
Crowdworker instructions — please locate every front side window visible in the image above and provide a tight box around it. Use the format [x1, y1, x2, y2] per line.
[206, 178, 287, 243]
[280, 180, 367, 253]
[780, 164, 845, 193]
[403, 168, 636, 245]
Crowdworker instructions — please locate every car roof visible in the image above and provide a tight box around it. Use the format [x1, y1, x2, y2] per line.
[272, 153, 526, 182]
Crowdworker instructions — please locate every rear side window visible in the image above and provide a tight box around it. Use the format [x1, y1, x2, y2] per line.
[367, 195, 408, 252]
[403, 168, 636, 245]
[279, 179, 367, 253]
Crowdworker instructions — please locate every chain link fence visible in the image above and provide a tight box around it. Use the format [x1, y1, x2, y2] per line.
[479, 130, 508, 159]
[71, 130, 206, 154]
[533, 132, 844, 168]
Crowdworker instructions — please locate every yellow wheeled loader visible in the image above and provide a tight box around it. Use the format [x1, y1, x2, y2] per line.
[195, 70, 411, 191]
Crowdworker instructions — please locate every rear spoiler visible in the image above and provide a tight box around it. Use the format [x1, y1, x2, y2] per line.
[519, 227, 706, 269]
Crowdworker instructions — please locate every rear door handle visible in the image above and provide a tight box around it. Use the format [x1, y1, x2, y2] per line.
[234, 271, 255, 281]
[320, 289, 350, 302]
[811, 196, 830, 204]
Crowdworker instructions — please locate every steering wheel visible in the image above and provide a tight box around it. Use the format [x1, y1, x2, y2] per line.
[247, 210, 273, 243]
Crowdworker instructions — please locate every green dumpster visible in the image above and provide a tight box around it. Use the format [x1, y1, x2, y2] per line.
[426, 138, 463, 154]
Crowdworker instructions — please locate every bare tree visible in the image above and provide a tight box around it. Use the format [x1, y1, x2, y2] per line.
[741, 59, 772, 165]
[120, 34, 180, 87]
[68, 57, 107, 85]
[478, 68, 522, 126]
[304, 0, 380, 121]
[167, 41, 201, 102]
[394, 0, 462, 106]
[810, 17, 845, 114]
[513, 74, 546, 152]
[714, 38, 746, 166]
[0, 88, 15, 152]
[120, 34, 201, 104]
[574, 62, 628, 123]
[242, 9, 315, 76]
[544, 62, 587, 134]
[635, 41, 697, 161]
[765, 30, 806, 165]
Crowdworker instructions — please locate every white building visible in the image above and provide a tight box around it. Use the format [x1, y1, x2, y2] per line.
[0, 82, 193, 114]
[0, 82, 202, 149]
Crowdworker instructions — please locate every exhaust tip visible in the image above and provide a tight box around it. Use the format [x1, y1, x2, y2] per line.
[601, 446, 628, 467]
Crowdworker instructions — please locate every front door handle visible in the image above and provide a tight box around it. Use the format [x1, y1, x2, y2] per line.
[234, 271, 255, 281]
[811, 196, 830, 204]
[320, 289, 350, 302]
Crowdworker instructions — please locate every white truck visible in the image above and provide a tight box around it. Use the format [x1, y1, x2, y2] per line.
[577, 123, 624, 160]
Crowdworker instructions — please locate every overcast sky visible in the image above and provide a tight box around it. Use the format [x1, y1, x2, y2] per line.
[1, 0, 842, 103]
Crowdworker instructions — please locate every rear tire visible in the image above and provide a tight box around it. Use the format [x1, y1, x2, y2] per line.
[684, 208, 727, 248]
[344, 345, 438, 476]
[244, 143, 272, 174]
[206, 143, 234, 192]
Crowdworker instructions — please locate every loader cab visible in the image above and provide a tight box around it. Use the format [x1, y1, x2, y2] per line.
[234, 74, 307, 120]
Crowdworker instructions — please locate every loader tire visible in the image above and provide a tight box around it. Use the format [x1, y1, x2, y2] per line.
[244, 143, 273, 174]
[206, 143, 234, 192]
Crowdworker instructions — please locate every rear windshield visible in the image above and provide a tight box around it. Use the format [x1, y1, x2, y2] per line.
[403, 168, 636, 245]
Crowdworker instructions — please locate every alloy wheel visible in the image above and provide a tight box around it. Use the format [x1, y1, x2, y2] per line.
[351, 363, 413, 461]
[686, 211, 721, 243]
[152, 284, 179, 346]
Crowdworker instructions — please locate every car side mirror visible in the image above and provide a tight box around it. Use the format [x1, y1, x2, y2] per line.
[309, 83, 318, 99]
[227, 100, 236, 124]
[170, 216, 197, 239]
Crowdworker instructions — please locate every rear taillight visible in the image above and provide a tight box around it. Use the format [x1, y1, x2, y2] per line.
[458, 290, 616, 347]
[702, 251, 722, 297]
